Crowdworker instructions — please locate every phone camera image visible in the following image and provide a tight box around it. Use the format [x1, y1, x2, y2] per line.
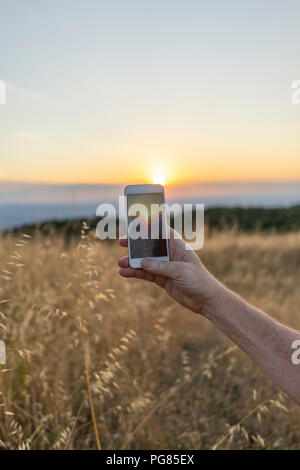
[127, 192, 168, 259]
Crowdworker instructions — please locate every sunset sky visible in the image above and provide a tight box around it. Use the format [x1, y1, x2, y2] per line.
[1, 0, 300, 186]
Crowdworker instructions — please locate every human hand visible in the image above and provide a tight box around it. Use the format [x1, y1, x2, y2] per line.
[118, 229, 223, 316]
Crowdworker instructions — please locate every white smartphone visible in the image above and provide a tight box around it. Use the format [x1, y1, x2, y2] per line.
[124, 184, 170, 268]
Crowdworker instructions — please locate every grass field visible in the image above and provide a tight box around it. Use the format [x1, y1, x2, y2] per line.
[0, 225, 299, 449]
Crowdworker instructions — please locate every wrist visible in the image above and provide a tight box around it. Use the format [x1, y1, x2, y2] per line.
[200, 279, 232, 320]
[203, 281, 245, 324]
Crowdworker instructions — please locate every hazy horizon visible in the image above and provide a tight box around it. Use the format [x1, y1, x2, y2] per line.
[1, 179, 300, 204]
[1, 179, 300, 230]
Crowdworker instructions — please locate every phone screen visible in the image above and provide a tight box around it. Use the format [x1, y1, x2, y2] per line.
[127, 193, 168, 259]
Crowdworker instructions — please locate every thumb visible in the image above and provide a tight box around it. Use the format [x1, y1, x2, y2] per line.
[141, 259, 182, 279]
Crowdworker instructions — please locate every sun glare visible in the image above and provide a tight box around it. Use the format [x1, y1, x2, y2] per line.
[153, 173, 166, 186]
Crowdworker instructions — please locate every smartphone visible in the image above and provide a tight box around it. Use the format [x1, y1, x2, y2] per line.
[124, 184, 170, 268]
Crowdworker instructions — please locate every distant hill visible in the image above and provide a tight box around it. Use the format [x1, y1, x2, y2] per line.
[3, 205, 300, 238]
[203, 206, 300, 233]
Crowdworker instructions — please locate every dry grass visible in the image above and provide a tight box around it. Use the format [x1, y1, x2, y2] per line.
[0, 225, 299, 449]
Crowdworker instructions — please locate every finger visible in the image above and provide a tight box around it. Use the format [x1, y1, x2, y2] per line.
[119, 237, 128, 247]
[134, 269, 154, 281]
[167, 227, 198, 263]
[118, 257, 155, 281]
[168, 226, 179, 240]
[118, 256, 130, 268]
[141, 259, 183, 279]
[167, 226, 184, 242]
[144, 271, 155, 282]
[119, 267, 137, 278]
[118, 267, 154, 282]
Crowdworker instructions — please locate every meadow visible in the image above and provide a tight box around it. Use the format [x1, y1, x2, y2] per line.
[0, 225, 299, 450]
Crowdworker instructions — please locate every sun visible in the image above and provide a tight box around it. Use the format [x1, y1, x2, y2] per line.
[153, 172, 166, 186]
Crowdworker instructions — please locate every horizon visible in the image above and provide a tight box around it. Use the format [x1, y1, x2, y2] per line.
[1, 179, 300, 230]
[1, 179, 300, 204]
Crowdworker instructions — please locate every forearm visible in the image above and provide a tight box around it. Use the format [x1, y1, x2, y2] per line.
[204, 286, 300, 405]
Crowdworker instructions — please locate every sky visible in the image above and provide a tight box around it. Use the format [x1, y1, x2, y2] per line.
[0, 0, 300, 186]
